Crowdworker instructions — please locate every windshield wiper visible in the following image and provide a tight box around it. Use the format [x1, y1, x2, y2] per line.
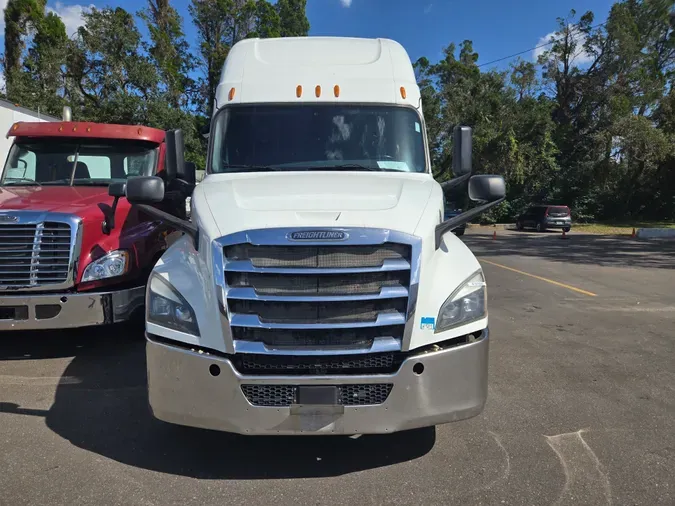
[222, 164, 281, 172]
[222, 164, 392, 173]
[1, 177, 42, 186]
[39, 179, 111, 186]
[70, 180, 111, 186]
[40, 179, 72, 185]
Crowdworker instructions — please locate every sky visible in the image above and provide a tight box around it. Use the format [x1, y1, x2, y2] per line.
[1, 0, 617, 73]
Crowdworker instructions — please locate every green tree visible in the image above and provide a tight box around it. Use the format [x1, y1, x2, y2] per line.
[510, 59, 537, 101]
[277, 0, 309, 37]
[413, 57, 443, 176]
[250, 0, 281, 38]
[139, 0, 194, 108]
[68, 7, 159, 121]
[20, 12, 69, 115]
[3, 0, 47, 97]
[189, 0, 252, 114]
[189, 0, 309, 114]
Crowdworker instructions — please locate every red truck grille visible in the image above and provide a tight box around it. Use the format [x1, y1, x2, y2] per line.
[0, 222, 72, 289]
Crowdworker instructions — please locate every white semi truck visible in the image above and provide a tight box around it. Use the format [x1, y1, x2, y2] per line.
[122, 36, 505, 435]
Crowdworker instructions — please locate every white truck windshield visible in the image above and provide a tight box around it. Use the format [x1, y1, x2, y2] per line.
[210, 104, 427, 173]
[0, 139, 158, 186]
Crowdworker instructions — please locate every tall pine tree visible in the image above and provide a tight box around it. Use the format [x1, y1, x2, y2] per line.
[139, 0, 194, 108]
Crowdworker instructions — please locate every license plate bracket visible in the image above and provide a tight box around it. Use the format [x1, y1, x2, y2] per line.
[0, 306, 28, 321]
[296, 385, 339, 405]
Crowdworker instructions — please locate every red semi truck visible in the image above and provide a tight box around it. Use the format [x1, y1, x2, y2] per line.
[0, 109, 193, 331]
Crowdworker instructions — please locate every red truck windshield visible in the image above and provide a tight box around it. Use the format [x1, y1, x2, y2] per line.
[0, 139, 158, 187]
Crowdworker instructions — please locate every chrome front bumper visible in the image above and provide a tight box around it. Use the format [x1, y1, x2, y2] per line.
[146, 330, 489, 435]
[0, 286, 145, 331]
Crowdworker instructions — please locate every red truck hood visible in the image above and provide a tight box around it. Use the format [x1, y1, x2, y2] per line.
[0, 185, 114, 214]
[0, 184, 170, 287]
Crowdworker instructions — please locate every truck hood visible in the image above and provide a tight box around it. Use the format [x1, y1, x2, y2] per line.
[0, 185, 113, 214]
[197, 171, 436, 237]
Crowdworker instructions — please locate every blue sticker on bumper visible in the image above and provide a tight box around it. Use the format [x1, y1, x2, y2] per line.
[420, 317, 436, 330]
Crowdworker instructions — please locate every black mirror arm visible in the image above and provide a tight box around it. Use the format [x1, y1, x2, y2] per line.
[440, 173, 471, 193]
[434, 196, 505, 249]
[135, 204, 199, 250]
[102, 196, 121, 235]
[169, 178, 195, 197]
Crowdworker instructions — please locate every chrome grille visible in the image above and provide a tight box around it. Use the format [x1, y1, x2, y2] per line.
[241, 385, 296, 407]
[225, 271, 409, 296]
[231, 325, 404, 350]
[235, 352, 403, 375]
[241, 384, 394, 407]
[0, 222, 72, 288]
[224, 244, 409, 268]
[341, 384, 393, 406]
[228, 299, 408, 324]
[221, 231, 415, 352]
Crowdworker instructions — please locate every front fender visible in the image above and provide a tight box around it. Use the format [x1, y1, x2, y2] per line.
[410, 185, 488, 350]
[148, 235, 225, 351]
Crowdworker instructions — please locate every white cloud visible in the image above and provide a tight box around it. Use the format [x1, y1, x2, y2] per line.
[0, 1, 91, 37]
[533, 25, 593, 66]
[0, 0, 8, 32]
[46, 2, 94, 37]
[424, 4, 433, 14]
[340, 0, 352, 7]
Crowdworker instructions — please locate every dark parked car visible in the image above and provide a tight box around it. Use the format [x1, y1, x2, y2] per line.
[516, 205, 572, 232]
[444, 208, 466, 236]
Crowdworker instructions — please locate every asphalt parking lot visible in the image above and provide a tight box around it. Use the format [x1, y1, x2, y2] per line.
[1, 228, 674, 505]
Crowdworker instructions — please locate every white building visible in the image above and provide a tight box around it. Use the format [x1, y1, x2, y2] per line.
[0, 99, 59, 165]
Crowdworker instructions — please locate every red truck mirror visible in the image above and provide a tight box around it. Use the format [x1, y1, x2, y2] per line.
[103, 182, 129, 234]
[126, 176, 165, 204]
[108, 182, 126, 198]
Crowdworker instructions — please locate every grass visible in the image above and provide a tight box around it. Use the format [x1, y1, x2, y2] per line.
[467, 221, 674, 235]
[573, 221, 675, 235]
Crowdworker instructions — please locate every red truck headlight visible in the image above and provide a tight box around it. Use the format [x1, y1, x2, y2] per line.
[81, 250, 130, 282]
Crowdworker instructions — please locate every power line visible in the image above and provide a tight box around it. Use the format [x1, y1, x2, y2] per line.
[477, 22, 607, 68]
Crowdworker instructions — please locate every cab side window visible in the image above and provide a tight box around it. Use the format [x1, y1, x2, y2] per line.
[5, 148, 37, 180]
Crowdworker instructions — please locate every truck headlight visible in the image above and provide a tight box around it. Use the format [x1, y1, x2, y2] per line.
[147, 274, 200, 336]
[435, 270, 486, 333]
[82, 250, 130, 282]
